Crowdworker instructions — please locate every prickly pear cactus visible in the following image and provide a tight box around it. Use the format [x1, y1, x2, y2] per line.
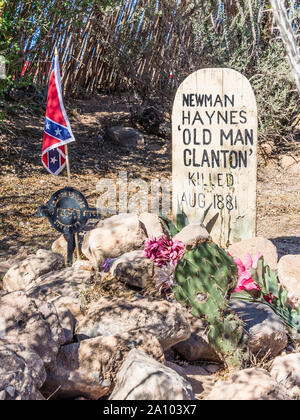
[208, 314, 247, 368]
[174, 242, 248, 368]
[174, 242, 237, 321]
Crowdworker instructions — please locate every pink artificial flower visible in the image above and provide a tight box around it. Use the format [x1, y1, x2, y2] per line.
[144, 236, 185, 267]
[263, 293, 275, 304]
[233, 252, 274, 303]
[233, 255, 260, 292]
[233, 253, 262, 293]
[245, 253, 262, 270]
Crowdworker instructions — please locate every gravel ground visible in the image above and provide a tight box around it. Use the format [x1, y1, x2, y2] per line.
[0, 94, 299, 261]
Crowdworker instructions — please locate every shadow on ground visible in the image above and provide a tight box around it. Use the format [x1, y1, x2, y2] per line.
[270, 237, 300, 260]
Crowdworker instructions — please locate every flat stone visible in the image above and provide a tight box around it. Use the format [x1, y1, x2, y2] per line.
[227, 236, 278, 270]
[3, 249, 65, 292]
[82, 214, 146, 269]
[207, 368, 290, 400]
[270, 353, 300, 392]
[174, 224, 211, 250]
[278, 255, 300, 299]
[105, 126, 144, 149]
[111, 250, 156, 289]
[75, 296, 191, 350]
[230, 300, 287, 359]
[109, 350, 194, 400]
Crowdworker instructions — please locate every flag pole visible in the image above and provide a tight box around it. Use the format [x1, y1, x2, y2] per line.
[54, 46, 80, 261]
[65, 145, 72, 186]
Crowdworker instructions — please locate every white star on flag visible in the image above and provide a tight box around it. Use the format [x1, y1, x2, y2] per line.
[42, 52, 75, 176]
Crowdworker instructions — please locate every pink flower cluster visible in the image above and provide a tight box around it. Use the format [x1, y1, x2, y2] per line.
[233, 253, 262, 293]
[233, 253, 274, 303]
[144, 236, 185, 267]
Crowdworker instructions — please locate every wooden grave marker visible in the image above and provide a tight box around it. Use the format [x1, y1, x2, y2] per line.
[172, 68, 258, 247]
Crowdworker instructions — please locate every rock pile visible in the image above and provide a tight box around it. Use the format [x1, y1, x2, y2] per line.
[0, 212, 299, 400]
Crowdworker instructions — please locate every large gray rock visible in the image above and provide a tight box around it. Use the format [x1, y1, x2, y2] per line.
[43, 332, 164, 400]
[230, 300, 287, 359]
[75, 297, 191, 350]
[207, 368, 290, 400]
[105, 126, 144, 149]
[82, 214, 147, 269]
[227, 236, 278, 270]
[109, 350, 194, 400]
[270, 353, 300, 396]
[0, 342, 46, 400]
[278, 255, 300, 300]
[109, 350, 194, 401]
[0, 291, 65, 365]
[111, 250, 156, 289]
[2, 249, 65, 292]
[26, 267, 94, 320]
[174, 224, 211, 250]
[173, 312, 220, 362]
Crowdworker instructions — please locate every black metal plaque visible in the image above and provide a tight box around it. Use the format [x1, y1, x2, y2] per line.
[38, 187, 101, 265]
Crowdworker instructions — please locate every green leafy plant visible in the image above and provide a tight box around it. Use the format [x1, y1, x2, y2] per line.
[160, 205, 219, 237]
[159, 212, 189, 236]
[173, 242, 248, 368]
[232, 257, 300, 333]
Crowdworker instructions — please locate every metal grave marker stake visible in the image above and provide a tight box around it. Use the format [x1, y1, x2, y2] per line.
[38, 187, 101, 265]
[172, 68, 258, 248]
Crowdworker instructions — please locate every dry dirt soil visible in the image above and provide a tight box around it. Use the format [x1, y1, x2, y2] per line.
[0, 94, 299, 262]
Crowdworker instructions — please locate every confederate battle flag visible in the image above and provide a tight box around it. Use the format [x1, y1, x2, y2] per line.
[42, 53, 75, 175]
